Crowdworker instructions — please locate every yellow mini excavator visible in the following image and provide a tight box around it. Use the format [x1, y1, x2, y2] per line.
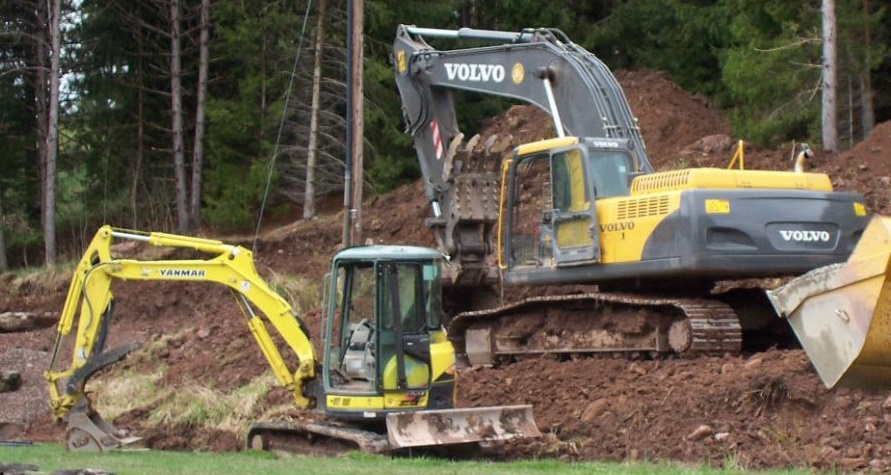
[45, 226, 539, 452]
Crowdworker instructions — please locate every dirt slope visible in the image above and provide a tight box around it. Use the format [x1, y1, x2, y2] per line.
[3, 69, 891, 471]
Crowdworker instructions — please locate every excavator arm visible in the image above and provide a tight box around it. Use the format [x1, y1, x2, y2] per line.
[45, 225, 318, 450]
[392, 25, 650, 285]
[393, 24, 651, 197]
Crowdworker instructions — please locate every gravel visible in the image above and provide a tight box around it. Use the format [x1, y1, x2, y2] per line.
[0, 347, 51, 430]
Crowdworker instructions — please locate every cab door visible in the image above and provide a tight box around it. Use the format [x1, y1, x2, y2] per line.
[549, 146, 600, 265]
[376, 262, 431, 399]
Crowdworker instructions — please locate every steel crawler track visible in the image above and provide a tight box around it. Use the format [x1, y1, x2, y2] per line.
[448, 292, 742, 365]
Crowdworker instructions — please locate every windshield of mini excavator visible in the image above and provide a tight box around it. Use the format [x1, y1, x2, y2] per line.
[422, 261, 443, 329]
[379, 262, 425, 333]
[326, 262, 377, 385]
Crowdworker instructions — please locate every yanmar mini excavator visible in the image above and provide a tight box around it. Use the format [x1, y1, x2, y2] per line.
[45, 226, 539, 452]
[391, 24, 882, 369]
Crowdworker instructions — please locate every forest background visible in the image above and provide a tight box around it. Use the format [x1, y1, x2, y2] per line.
[0, 0, 886, 268]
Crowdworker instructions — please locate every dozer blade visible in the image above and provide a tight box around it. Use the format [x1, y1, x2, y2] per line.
[385, 404, 540, 449]
[766, 216, 891, 389]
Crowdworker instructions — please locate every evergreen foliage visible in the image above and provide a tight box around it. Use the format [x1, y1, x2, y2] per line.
[0, 0, 889, 267]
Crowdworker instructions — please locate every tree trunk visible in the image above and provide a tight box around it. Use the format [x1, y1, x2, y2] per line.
[860, 0, 875, 139]
[303, 0, 329, 220]
[169, 0, 188, 232]
[132, 34, 145, 228]
[44, 0, 62, 265]
[190, 0, 210, 228]
[0, 189, 8, 272]
[34, 0, 48, 264]
[821, 0, 838, 153]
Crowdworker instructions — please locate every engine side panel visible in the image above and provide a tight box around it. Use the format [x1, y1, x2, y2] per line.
[504, 189, 868, 286]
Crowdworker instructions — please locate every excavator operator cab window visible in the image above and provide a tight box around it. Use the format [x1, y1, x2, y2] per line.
[422, 262, 444, 330]
[327, 261, 377, 392]
[379, 262, 425, 333]
[586, 149, 632, 198]
[551, 149, 590, 213]
[326, 259, 433, 394]
[378, 261, 432, 392]
[505, 144, 601, 268]
[551, 148, 595, 251]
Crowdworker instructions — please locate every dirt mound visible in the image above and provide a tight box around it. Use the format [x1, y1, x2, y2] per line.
[616, 69, 731, 167]
[458, 351, 891, 471]
[2, 68, 891, 473]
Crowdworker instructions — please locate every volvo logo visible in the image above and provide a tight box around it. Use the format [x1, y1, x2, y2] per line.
[444, 63, 505, 83]
[600, 221, 634, 233]
[779, 230, 831, 242]
[592, 140, 620, 149]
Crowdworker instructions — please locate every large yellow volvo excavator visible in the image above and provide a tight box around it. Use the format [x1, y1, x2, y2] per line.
[45, 226, 539, 452]
[391, 25, 885, 372]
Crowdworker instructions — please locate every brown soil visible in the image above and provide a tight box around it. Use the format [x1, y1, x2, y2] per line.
[3, 68, 891, 471]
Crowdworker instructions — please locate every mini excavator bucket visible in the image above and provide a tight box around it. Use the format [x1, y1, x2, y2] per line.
[54, 343, 143, 452]
[766, 216, 891, 389]
[385, 405, 540, 449]
[65, 399, 142, 452]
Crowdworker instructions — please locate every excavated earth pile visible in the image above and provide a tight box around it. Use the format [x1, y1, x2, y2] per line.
[3, 69, 891, 471]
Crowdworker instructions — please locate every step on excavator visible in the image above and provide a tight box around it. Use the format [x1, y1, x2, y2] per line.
[391, 25, 886, 371]
[45, 226, 539, 452]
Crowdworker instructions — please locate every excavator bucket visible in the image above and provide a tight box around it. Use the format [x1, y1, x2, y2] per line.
[65, 400, 142, 452]
[58, 343, 143, 452]
[766, 216, 891, 389]
[385, 404, 540, 448]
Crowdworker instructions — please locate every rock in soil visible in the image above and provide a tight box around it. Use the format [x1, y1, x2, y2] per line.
[0, 372, 21, 393]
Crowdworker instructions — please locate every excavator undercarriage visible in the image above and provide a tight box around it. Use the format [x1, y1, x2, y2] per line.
[449, 293, 743, 366]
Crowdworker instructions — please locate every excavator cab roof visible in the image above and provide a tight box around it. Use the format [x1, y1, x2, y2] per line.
[334, 245, 444, 262]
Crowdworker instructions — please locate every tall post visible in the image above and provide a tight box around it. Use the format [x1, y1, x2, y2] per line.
[821, 0, 838, 153]
[348, 0, 365, 245]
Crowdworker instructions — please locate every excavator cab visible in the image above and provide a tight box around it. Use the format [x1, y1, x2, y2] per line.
[501, 136, 638, 269]
[321, 246, 455, 415]
[313, 245, 539, 449]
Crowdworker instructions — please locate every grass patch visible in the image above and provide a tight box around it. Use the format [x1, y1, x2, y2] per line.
[265, 271, 321, 314]
[147, 373, 276, 433]
[89, 366, 167, 421]
[3, 261, 75, 296]
[0, 443, 820, 475]
[90, 362, 276, 435]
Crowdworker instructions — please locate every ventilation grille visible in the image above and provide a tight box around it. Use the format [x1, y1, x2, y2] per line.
[631, 170, 691, 194]
[617, 195, 670, 220]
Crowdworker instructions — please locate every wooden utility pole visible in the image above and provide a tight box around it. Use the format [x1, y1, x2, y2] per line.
[343, 0, 364, 246]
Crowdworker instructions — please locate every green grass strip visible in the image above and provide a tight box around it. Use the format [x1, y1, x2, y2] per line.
[0, 443, 816, 475]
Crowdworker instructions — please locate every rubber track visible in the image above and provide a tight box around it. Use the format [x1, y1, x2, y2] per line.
[448, 292, 742, 358]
